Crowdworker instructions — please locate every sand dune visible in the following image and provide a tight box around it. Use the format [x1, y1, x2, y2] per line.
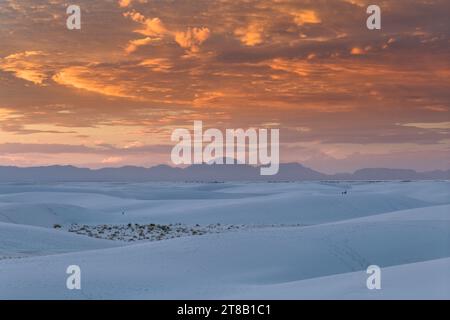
[0, 222, 120, 259]
[0, 181, 448, 299]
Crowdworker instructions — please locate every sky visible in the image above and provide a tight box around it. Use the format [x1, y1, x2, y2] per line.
[0, 0, 449, 173]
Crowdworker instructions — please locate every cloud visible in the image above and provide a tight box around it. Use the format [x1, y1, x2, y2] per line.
[0, 123, 77, 135]
[174, 27, 210, 53]
[130, 15, 168, 36]
[138, 58, 173, 72]
[125, 37, 160, 54]
[0, 142, 172, 155]
[1, 0, 449, 171]
[291, 10, 321, 26]
[118, 0, 148, 8]
[401, 122, 450, 130]
[267, 58, 313, 77]
[118, 0, 132, 8]
[0, 107, 18, 119]
[52, 66, 139, 99]
[350, 47, 366, 55]
[124, 10, 210, 53]
[193, 91, 226, 107]
[234, 23, 264, 46]
[101, 156, 124, 164]
[341, 0, 367, 7]
[0, 143, 98, 154]
[0, 51, 48, 85]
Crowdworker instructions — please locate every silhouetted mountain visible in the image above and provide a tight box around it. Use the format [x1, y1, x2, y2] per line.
[0, 164, 448, 182]
[333, 168, 450, 181]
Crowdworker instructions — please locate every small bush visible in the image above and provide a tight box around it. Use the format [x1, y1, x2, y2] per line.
[53, 224, 62, 229]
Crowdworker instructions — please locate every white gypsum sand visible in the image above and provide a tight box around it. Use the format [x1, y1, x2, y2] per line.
[0, 180, 448, 299]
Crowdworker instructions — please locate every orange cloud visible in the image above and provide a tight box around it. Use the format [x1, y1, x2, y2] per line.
[234, 23, 264, 46]
[0, 108, 19, 120]
[124, 10, 210, 53]
[175, 27, 210, 53]
[125, 37, 160, 53]
[52, 66, 138, 99]
[0, 51, 48, 85]
[137, 17, 168, 36]
[1, 0, 449, 171]
[118, 0, 148, 8]
[193, 91, 226, 107]
[343, 0, 367, 7]
[291, 10, 321, 26]
[267, 58, 313, 77]
[118, 0, 131, 7]
[401, 122, 450, 130]
[351, 47, 366, 55]
[101, 156, 124, 164]
[138, 58, 173, 72]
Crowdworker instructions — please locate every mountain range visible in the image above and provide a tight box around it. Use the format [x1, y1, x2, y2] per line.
[0, 163, 448, 182]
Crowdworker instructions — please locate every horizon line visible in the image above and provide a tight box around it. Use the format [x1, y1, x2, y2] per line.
[1, 163, 449, 175]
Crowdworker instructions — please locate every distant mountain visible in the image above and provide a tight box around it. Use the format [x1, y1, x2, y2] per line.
[344, 168, 450, 181]
[0, 164, 448, 182]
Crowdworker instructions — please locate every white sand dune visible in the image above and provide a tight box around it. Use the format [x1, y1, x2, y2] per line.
[0, 181, 448, 299]
[229, 257, 450, 300]
[0, 203, 107, 227]
[0, 222, 120, 259]
[0, 182, 440, 227]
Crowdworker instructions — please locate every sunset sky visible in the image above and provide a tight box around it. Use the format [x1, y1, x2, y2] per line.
[0, 0, 449, 173]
